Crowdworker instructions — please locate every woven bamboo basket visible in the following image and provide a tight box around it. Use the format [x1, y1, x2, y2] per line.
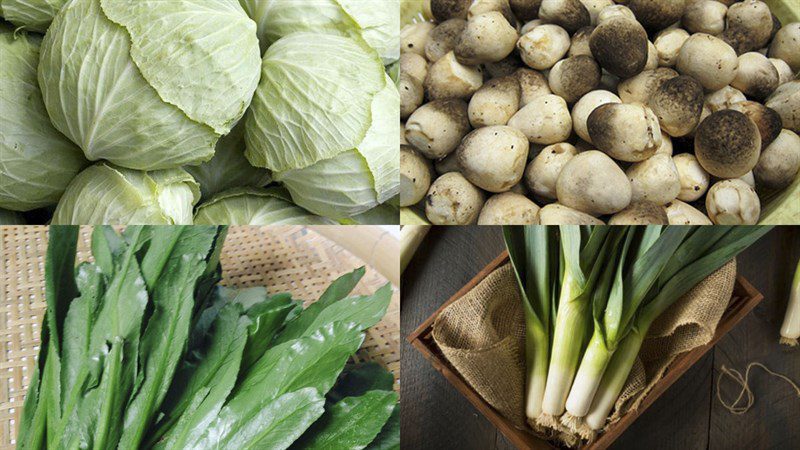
[0, 225, 400, 449]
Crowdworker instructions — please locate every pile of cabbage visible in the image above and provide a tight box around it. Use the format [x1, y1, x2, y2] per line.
[0, 0, 400, 225]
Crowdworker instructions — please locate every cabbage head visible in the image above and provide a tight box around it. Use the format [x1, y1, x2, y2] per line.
[272, 74, 400, 219]
[194, 187, 332, 225]
[0, 23, 87, 211]
[185, 122, 272, 200]
[52, 163, 200, 225]
[0, 0, 66, 33]
[239, 0, 399, 63]
[0, 208, 24, 224]
[38, 0, 261, 170]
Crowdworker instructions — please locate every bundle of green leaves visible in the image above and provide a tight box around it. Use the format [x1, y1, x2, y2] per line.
[17, 225, 398, 450]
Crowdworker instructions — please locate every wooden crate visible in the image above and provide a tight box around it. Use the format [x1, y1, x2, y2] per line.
[407, 251, 765, 450]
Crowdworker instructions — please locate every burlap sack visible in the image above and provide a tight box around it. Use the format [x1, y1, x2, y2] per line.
[432, 258, 737, 438]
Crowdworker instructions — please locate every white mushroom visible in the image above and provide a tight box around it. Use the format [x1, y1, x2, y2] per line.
[517, 24, 571, 70]
[400, 146, 433, 206]
[769, 58, 795, 86]
[705, 178, 761, 224]
[477, 192, 540, 224]
[653, 28, 690, 67]
[405, 99, 471, 159]
[754, 129, 800, 190]
[626, 153, 681, 205]
[400, 52, 428, 84]
[456, 126, 529, 192]
[401, 22, 435, 56]
[587, 103, 662, 162]
[524, 142, 579, 200]
[682, 0, 728, 35]
[539, 203, 605, 224]
[769, 22, 800, 73]
[424, 51, 484, 99]
[556, 150, 632, 215]
[765, 80, 800, 133]
[608, 201, 669, 224]
[468, 76, 521, 127]
[673, 153, 710, 202]
[455, 11, 519, 65]
[425, 172, 486, 224]
[676, 33, 739, 91]
[508, 94, 573, 144]
[571, 90, 621, 143]
[705, 85, 747, 112]
[664, 199, 714, 224]
[400, 73, 425, 119]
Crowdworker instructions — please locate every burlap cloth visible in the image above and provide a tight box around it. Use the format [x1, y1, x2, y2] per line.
[432, 259, 737, 435]
[0, 225, 399, 449]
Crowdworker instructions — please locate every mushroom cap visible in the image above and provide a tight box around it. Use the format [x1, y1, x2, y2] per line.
[405, 99, 471, 159]
[430, 0, 472, 22]
[477, 192, 540, 224]
[425, 172, 486, 224]
[730, 52, 780, 101]
[548, 55, 602, 103]
[426, 19, 467, 62]
[694, 109, 762, 178]
[608, 201, 669, 225]
[705, 178, 761, 225]
[587, 103, 662, 162]
[456, 126, 529, 192]
[648, 75, 705, 137]
[400, 146, 433, 206]
[589, 17, 649, 78]
[628, 0, 688, 32]
[676, 33, 739, 91]
[728, 101, 783, 150]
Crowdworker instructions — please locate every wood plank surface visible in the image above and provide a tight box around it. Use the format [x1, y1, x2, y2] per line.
[400, 226, 800, 450]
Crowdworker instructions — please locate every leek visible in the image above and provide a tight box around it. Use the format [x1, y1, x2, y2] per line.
[583, 226, 774, 431]
[780, 257, 800, 346]
[401, 225, 430, 273]
[503, 226, 558, 423]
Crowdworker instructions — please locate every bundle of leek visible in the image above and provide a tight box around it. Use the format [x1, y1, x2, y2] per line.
[503, 225, 772, 443]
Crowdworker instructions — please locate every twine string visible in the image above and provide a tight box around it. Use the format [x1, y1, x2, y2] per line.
[716, 362, 800, 415]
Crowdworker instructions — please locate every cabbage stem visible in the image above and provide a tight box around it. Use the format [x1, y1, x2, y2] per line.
[780, 258, 800, 346]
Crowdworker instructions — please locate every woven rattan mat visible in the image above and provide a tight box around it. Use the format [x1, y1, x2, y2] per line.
[0, 225, 400, 448]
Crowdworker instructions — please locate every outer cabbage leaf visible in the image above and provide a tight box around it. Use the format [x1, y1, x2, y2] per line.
[0, 208, 24, 224]
[38, 0, 260, 170]
[344, 202, 400, 225]
[185, 122, 272, 200]
[274, 78, 400, 220]
[339, 0, 400, 64]
[0, 0, 67, 32]
[244, 32, 385, 172]
[101, 0, 261, 135]
[0, 24, 88, 211]
[193, 187, 333, 225]
[52, 163, 200, 225]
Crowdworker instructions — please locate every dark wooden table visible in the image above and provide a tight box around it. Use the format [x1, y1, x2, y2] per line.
[401, 226, 800, 450]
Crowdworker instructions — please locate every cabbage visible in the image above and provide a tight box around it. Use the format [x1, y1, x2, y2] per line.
[0, 24, 88, 212]
[274, 75, 400, 219]
[185, 122, 272, 200]
[0, 0, 66, 32]
[344, 202, 400, 224]
[0, 208, 24, 224]
[194, 187, 332, 225]
[38, 0, 261, 170]
[239, 0, 399, 63]
[52, 163, 200, 225]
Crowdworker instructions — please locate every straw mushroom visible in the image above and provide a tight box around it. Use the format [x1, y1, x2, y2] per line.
[401, 22, 435, 56]
[587, 103, 662, 162]
[616, 67, 678, 104]
[425, 19, 467, 62]
[608, 201, 669, 225]
[765, 80, 800, 133]
[508, 94, 573, 144]
[769, 58, 795, 86]
[524, 142, 579, 200]
[645, 40, 660, 70]
[597, 4, 637, 24]
[664, 199, 714, 224]
[769, 22, 800, 73]
[653, 28, 690, 67]
[425, 172, 486, 225]
[626, 153, 681, 205]
[400, 52, 428, 85]
[516, 68, 553, 106]
[754, 129, 800, 190]
[676, 33, 739, 91]
[425, 52, 484, 100]
[539, 203, 605, 224]
[456, 126, 529, 192]
[581, 0, 614, 25]
[485, 53, 524, 78]
[556, 150, 632, 215]
[400, 146, 433, 206]
[724, 0, 774, 53]
[648, 75, 704, 137]
[590, 17, 649, 78]
[468, 76, 521, 127]
[682, 0, 728, 35]
[673, 153, 710, 202]
[730, 52, 780, 101]
[477, 192, 540, 224]
[430, 0, 472, 21]
[571, 90, 622, 143]
[569, 26, 594, 57]
[548, 56, 602, 103]
[400, 74, 424, 120]
[517, 24, 571, 70]
[627, 0, 687, 32]
[694, 109, 761, 178]
[509, 0, 543, 21]
[539, 0, 591, 33]
[705, 85, 747, 112]
[728, 101, 782, 149]
[405, 99, 471, 159]
[468, 0, 517, 25]
[455, 12, 518, 65]
[705, 178, 761, 225]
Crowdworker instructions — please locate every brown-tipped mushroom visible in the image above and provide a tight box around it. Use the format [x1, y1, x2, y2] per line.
[648, 75, 704, 137]
[515, 68, 553, 105]
[430, 0, 472, 22]
[628, 0, 687, 32]
[517, 24, 571, 70]
[728, 101, 783, 149]
[724, 0, 774, 53]
[539, 0, 591, 33]
[765, 80, 800, 133]
[455, 11, 518, 65]
[405, 99, 471, 159]
[754, 129, 800, 190]
[547, 55, 602, 103]
[682, 0, 728, 35]
[571, 89, 621, 143]
[730, 52, 780, 101]
[587, 103, 662, 162]
[617, 67, 678, 104]
[608, 201, 669, 224]
[468, 76, 521, 127]
[485, 53, 524, 78]
[569, 26, 594, 57]
[676, 33, 739, 91]
[424, 51, 484, 99]
[590, 17, 649, 78]
[694, 109, 761, 178]
[425, 19, 467, 62]
[509, 0, 543, 21]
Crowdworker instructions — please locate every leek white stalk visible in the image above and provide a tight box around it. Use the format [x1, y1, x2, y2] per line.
[780, 258, 800, 346]
[401, 225, 430, 273]
[584, 226, 774, 431]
